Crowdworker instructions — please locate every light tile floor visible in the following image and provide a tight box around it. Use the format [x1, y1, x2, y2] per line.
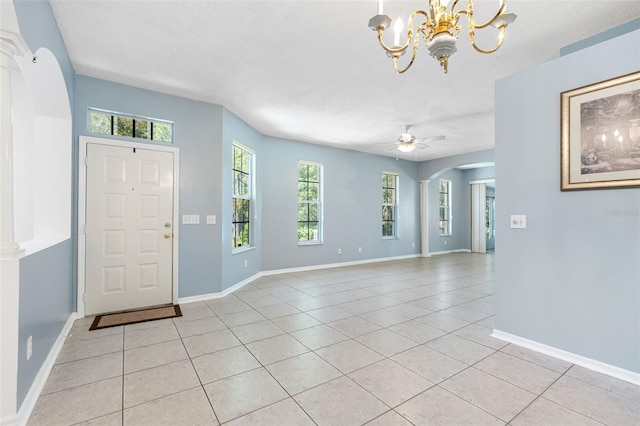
[28, 254, 640, 425]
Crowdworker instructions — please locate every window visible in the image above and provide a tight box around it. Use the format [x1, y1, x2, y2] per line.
[88, 108, 174, 143]
[439, 179, 452, 236]
[232, 143, 253, 249]
[382, 172, 398, 238]
[298, 161, 322, 243]
[486, 196, 495, 238]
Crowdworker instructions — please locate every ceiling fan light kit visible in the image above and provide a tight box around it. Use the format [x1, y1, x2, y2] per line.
[397, 142, 417, 153]
[392, 125, 445, 153]
[369, 0, 517, 74]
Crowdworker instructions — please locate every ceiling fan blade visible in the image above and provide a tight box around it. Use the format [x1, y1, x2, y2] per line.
[417, 135, 445, 142]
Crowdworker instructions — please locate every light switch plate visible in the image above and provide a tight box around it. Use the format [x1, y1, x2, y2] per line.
[182, 214, 200, 225]
[510, 214, 527, 229]
[206, 215, 216, 225]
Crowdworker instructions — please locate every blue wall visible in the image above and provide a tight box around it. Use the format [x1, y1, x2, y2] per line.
[496, 30, 640, 372]
[427, 168, 470, 253]
[220, 109, 263, 289]
[14, 0, 76, 411]
[418, 149, 494, 181]
[561, 18, 640, 56]
[17, 241, 73, 406]
[261, 137, 421, 271]
[419, 153, 495, 254]
[14, 0, 75, 111]
[11, 0, 638, 417]
[75, 76, 224, 297]
[73, 76, 425, 292]
[465, 166, 495, 182]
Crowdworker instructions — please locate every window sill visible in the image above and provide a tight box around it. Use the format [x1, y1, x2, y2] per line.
[298, 241, 323, 246]
[382, 236, 398, 240]
[440, 234, 452, 237]
[232, 246, 255, 255]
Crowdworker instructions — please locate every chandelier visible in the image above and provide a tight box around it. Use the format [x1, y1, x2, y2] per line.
[368, 0, 517, 73]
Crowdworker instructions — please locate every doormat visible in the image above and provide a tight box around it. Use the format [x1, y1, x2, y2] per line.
[89, 305, 182, 330]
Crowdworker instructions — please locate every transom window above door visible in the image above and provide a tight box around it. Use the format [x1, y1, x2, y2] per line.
[88, 108, 174, 143]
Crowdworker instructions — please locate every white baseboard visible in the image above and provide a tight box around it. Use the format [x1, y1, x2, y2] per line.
[2, 313, 77, 426]
[178, 272, 262, 304]
[492, 329, 640, 386]
[261, 254, 420, 276]
[178, 292, 222, 304]
[179, 255, 422, 305]
[428, 249, 471, 256]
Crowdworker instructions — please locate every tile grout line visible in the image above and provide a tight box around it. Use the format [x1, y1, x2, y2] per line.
[389, 342, 504, 421]
[504, 367, 575, 425]
[173, 313, 222, 426]
[208, 276, 485, 424]
[259, 279, 490, 425]
[217, 314, 320, 425]
[42, 255, 637, 425]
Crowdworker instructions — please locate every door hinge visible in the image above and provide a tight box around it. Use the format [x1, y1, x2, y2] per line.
[84, 156, 88, 166]
[82, 293, 86, 302]
[83, 225, 87, 234]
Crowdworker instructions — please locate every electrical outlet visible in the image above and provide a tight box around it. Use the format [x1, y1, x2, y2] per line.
[444, 240, 447, 246]
[27, 336, 32, 360]
[244, 259, 248, 267]
[206, 215, 216, 225]
[358, 247, 362, 253]
[412, 242, 415, 248]
[337, 248, 342, 255]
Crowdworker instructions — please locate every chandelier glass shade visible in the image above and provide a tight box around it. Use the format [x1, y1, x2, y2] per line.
[368, 0, 517, 73]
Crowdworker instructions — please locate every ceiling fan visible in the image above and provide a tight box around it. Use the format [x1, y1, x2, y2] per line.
[393, 125, 445, 153]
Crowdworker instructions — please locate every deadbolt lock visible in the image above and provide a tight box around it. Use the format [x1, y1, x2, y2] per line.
[165, 223, 171, 228]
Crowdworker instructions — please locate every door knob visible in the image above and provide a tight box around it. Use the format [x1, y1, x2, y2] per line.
[164, 233, 172, 239]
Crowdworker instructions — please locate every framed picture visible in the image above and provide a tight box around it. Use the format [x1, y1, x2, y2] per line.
[561, 71, 640, 190]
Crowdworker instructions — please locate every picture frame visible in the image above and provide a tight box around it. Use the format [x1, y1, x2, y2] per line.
[561, 71, 640, 191]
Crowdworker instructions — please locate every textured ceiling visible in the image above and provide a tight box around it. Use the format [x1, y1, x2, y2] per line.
[50, 1, 640, 161]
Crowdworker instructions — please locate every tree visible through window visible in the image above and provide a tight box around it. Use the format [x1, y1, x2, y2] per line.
[382, 173, 398, 238]
[298, 162, 322, 243]
[439, 179, 452, 236]
[89, 108, 173, 143]
[232, 144, 253, 249]
[486, 196, 495, 238]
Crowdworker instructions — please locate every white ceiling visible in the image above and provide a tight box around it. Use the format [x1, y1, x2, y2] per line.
[49, 1, 640, 161]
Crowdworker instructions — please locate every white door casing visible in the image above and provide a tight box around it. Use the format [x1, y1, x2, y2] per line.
[84, 142, 174, 315]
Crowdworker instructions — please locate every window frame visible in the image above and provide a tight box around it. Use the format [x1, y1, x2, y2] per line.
[232, 142, 254, 252]
[87, 108, 174, 143]
[382, 172, 398, 239]
[297, 160, 323, 245]
[486, 196, 496, 239]
[439, 179, 452, 236]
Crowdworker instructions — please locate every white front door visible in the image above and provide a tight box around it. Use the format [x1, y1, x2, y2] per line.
[85, 143, 174, 315]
